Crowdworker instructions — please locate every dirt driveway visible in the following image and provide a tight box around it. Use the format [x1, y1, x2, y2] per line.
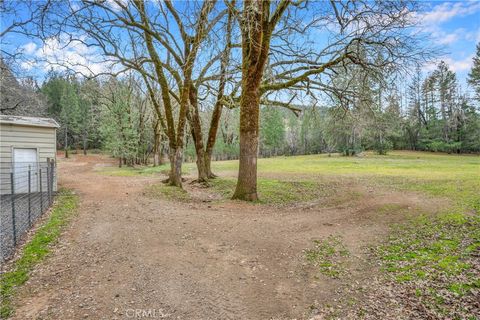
[11, 155, 443, 319]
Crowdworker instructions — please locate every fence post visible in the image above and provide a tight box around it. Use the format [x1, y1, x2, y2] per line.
[28, 165, 32, 227]
[46, 162, 51, 206]
[39, 168, 43, 213]
[50, 159, 55, 203]
[10, 172, 16, 247]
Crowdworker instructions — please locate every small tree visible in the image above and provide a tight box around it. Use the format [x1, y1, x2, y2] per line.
[100, 78, 144, 166]
[260, 107, 285, 157]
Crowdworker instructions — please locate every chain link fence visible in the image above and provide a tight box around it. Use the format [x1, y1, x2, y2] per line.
[0, 160, 56, 262]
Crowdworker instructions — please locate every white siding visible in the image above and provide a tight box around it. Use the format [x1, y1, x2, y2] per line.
[0, 123, 57, 194]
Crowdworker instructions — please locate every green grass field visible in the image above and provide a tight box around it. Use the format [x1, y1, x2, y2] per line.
[210, 151, 479, 209]
[100, 150, 480, 209]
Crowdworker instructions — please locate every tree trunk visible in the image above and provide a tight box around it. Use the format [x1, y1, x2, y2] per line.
[232, 80, 261, 201]
[188, 118, 208, 182]
[83, 133, 87, 155]
[188, 85, 209, 182]
[153, 136, 161, 166]
[195, 147, 208, 182]
[204, 2, 234, 179]
[152, 120, 162, 167]
[204, 98, 223, 178]
[64, 126, 69, 158]
[232, 0, 275, 201]
[138, 0, 214, 188]
[168, 147, 183, 187]
[204, 152, 214, 179]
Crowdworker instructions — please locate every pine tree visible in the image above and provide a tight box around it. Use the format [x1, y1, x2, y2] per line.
[260, 107, 285, 157]
[59, 80, 80, 157]
[468, 42, 480, 102]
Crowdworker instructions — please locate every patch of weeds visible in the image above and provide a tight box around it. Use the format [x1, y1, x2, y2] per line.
[447, 280, 480, 297]
[350, 160, 480, 319]
[380, 214, 479, 279]
[210, 177, 336, 205]
[376, 203, 405, 215]
[0, 189, 78, 318]
[145, 184, 191, 202]
[375, 175, 479, 215]
[209, 177, 236, 199]
[375, 212, 480, 317]
[304, 235, 349, 278]
[97, 167, 144, 176]
[236, 152, 480, 318]
[97, 164, 185, 177]
[258, 179, 322, 204]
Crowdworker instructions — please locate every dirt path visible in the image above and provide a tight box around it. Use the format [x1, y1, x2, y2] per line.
[11, 155, 444, 320]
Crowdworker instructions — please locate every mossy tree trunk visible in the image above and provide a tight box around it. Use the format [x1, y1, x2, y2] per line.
[136, 0, 215, 188]
[152, 118, 162, 166]
[187, 85, 209, 182]
[204, 2, 234, 179]
[232, 0, 289, 201]
[232, 79, 262, 201]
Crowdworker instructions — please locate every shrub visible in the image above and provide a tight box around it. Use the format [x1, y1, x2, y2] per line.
[426, 140, 462, 153]
[373, 140, 393, 155]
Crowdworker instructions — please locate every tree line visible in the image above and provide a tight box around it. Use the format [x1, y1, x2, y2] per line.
[1, 1, 480, 201]
[36, 53, 480, 159]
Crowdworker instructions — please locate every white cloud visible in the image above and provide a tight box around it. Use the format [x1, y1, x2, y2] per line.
[105, 0, 127, 12]
[21, 42, 37, 55]
[20, 60, 35, 71]
[465, 27, 480, 43]
[448, 55, 474, 72]
[21, 34, 113, 76]
[414, 2, 480, 47]
[424, 55, 474, 73]
[430, 27, 470, 46]
[420, 1, 480, 25]
[434, 30, 460, 45]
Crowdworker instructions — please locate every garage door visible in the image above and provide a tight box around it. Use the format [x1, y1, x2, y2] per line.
[13, 148, 38, 193]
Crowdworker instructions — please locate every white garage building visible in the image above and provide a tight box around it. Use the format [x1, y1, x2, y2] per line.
[0, 115, 59, 195]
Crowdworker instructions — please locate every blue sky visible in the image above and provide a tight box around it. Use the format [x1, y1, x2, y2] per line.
[3, 1, 480, 90]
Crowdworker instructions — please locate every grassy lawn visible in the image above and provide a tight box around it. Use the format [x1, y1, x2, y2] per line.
[96, 150, 479, 214]
[0, 189, 78, 318]
[210, 151, 479, 208]
[209, 177, 346, 205]
[98, 151, 479, 212]
[100, 150, 479, 202]
[211, 151, 478, 179]
[95, 163, 171, 176]
[98, 151, 479, 205]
